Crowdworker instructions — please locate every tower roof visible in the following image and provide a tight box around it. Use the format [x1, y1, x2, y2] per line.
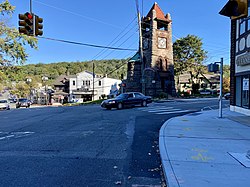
[146, 2, 171, 22]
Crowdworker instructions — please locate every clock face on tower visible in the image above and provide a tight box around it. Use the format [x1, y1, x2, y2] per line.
[158, 37, 166, 48]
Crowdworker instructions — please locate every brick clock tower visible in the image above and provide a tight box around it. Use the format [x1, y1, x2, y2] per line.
[126, 2, 176, 97]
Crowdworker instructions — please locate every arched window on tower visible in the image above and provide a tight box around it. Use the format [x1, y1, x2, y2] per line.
[159, 59, 163, 70]
[157, 21, 168, 31]
[165, 59, 168, 71]
[155, 58, 164, 71]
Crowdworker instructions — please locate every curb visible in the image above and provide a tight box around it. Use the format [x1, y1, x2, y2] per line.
[159, 117, 180, 187]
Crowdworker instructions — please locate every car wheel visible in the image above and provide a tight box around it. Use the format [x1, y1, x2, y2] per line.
[117, 103, 123, 110]
[141, 100, 147, 107]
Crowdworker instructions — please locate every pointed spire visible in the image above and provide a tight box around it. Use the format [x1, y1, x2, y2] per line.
[146, 2, 171, 22]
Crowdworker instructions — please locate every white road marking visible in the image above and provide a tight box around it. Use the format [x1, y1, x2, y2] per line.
[0, 132, 34, 140]
[138, 106, 192, 115]
[156, 110, 190, 115]
[148, 108, 180, 113]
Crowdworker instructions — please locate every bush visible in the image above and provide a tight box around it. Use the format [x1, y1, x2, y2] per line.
[101, 94, 106, 99]
[158, 92, 168, 99]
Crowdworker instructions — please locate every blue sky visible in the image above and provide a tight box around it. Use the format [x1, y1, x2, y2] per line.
[10, 0, 230, 65]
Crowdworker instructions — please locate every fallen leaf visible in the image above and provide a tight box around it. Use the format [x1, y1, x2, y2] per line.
[115, 181, 122, 185]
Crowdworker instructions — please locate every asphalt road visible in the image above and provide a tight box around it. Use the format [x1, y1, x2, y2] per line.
[0, 98, 229, 187]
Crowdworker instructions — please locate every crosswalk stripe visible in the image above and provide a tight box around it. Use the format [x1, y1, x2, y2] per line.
[147, 108, 179, 112]
[139, 107, 173, 111]
[156, 110, 190, 115]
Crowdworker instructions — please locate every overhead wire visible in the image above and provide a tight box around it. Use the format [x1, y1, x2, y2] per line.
[38, 36, 137, 51]
[92, 17, 137, 60]
[33, 0, 122, 29]
[34, 0, 139, 62]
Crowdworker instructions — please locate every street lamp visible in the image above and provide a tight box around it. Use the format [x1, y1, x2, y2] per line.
[42, 76, 48, 105]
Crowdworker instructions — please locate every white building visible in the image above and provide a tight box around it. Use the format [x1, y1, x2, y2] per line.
[68, 71, 121, 102]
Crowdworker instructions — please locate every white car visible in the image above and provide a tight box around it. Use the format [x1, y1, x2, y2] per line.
[0, 99, 10, 110]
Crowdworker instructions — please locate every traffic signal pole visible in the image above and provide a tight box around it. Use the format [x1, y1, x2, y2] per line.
[30, 0, 35, 36]
[30, 0, 32, 13]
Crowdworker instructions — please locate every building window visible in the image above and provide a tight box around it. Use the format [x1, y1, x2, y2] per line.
[242, 76, 249, 108]
[83, 81, 85, 85]
[247, 19, 250, 31]
[99, 81, 101, 86]
[239, 19, 246, 35]
[236, 76, 242, 106]
[73, 80, 75, 86]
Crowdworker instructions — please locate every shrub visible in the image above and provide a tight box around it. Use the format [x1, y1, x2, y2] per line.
[158, 92, 168, 99]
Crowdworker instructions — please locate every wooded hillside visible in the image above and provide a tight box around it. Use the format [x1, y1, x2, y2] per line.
[0, 59, 128, 86]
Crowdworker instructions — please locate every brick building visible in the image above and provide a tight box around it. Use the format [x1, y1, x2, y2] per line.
[126, 3, 176, 97]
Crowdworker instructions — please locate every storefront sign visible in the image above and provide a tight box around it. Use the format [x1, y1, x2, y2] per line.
[243, 78, 249, 91]
[236, 53, 250, 66]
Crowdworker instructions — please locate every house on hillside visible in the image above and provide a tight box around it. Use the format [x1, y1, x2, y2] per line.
[177, 73, 220, 95]
[52, 71, 121, 103]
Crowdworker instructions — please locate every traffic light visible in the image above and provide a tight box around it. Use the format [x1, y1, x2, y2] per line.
[219, 0, 248, 20]
[18, 12, 34, 35]
[35, 15, 43, 36]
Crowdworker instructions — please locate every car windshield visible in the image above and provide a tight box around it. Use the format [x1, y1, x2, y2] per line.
[19, 99, 27, 102]
[8, 99, 15, 103]
[0, 100, 7, 103]
[115, 93, 128, 99]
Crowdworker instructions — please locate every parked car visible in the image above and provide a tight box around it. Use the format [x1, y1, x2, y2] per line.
[8, 98, 17, 103]
[16, 98, 31, 108]
[0, 99, 10, 110]
[224, 93, 230, 100]
[199, 90, 212, 95]
[101, 92, 152, 110]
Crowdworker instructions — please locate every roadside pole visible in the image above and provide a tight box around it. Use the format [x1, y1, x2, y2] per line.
[219, 58, 223, 118]
[92, 62, 95, 101]
[207, 58, 223, 118]
[135, 0, 145, 94]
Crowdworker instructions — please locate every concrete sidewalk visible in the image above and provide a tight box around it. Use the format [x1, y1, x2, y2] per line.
[159, 108, 250, 187]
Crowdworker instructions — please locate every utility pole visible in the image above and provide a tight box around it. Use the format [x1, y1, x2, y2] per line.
[135, 0, 145, 94]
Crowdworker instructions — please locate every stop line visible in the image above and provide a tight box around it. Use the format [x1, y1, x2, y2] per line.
[138, 106, 191, 115]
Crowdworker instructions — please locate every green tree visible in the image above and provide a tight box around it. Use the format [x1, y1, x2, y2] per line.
[173, 34, 207, 94]
[0, 0, 37, 66]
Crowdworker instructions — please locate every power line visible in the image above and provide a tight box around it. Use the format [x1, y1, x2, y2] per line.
[92, 18, 138, 60]
[100, 30, 138, 60]
[33, 0, 122, 29]
[38, 36, 137, 51]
